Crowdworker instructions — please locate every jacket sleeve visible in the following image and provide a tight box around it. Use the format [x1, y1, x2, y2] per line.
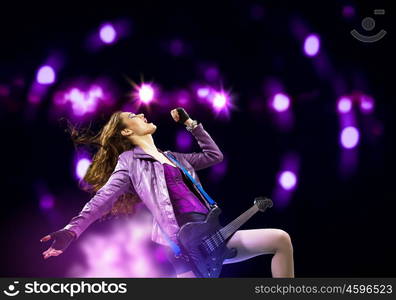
[172, 123, 224, 171]
[62, 152, 132, 239]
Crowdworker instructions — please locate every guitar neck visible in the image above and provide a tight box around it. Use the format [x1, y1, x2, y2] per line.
[219, 205, 259, 240]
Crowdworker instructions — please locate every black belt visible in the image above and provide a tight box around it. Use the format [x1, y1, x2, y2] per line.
[176, 212, 207, 227]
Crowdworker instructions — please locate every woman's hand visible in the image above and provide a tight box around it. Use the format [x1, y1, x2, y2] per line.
[40, 229, 76, 260]
[171, 107, 193, 126]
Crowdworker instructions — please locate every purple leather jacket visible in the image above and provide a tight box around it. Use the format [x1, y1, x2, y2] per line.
[63, 123, 223, 246]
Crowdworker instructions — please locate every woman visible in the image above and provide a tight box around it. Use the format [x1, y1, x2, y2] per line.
[40, 107, 295, 278]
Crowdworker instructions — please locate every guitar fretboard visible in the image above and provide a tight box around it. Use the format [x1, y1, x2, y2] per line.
[219, 205, 259, 240]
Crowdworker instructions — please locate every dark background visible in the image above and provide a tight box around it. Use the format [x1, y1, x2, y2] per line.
[0, 1, 394, 277]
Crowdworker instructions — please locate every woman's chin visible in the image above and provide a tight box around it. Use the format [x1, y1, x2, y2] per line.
[149, 123, 157, 133]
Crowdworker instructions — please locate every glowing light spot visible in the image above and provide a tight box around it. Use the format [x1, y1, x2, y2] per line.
[279, 171, 297, 190]
[100, 24, 117, 44]
[360, 95, 374, 113]
[76, 158, 91, 179]
[212, 92, 227, 109]
[337, 97, 352, 113]
[197, 87, 210, 98]
[60, 85, 105, 116]
[304, 34, 320, 57]
[37, 65, 56, 84]
[340, 126, 360, 149]
[272, 93, 290, 112]
[88, 85, 104, 99]
[138, 84, 155, 103]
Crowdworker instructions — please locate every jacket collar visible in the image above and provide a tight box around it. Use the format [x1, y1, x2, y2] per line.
[132, 145, 168, 159]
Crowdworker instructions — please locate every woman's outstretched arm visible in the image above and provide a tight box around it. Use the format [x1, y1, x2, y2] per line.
[62, 152, 132, 239]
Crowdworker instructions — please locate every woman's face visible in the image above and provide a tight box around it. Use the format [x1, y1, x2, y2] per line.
[120, 112, 157, 137]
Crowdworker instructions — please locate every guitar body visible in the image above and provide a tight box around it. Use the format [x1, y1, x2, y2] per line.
[176, 196, 273, 278]
[176, 206, 236, 278]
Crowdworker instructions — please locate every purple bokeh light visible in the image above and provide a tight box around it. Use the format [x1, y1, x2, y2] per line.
[65, 209, 167, 277]
[37, 65, 56, 85]
[340, 126, 360, 149]
[342, 5, 355, 18]
[61, 86, 104, 116]
[99, 23, 117, 44]
[272, 93, 290, 112]
[202, 88, 234, 119]
[176, 90, 190, 106]
[40, 194, 55, 210]
[272, 153, 300, 209]
[212, 92, 228, 109]
[192, 84, 215, 104]
[0, 84, 10, 97]
[279, 171, 297, 190]
[359, 95, 374, 113]
[137, 84, 155, 104]
[169, 39, 184, 56]
[176, 130, 192, 151]
[76, 158, 92, 180]
[204, 66, 219, 82]
[197, 87, 210, 98]
[86, 19, 131, 51]
[196, 87, 211, 99]
[337, 96, 352, 113]
[53, 80, 115, 118]
[303, 34, 320, 57]
[28, 54, 64, 106]
[209, 157, 228, 182]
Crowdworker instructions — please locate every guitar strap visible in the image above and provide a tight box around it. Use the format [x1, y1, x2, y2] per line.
[158, 152, 218, 257]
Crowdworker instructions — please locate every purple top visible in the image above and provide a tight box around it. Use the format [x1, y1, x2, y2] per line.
[163, 163, 209, 221]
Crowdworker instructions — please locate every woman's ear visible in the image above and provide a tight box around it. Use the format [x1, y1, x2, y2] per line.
[121, 128, 133, 136]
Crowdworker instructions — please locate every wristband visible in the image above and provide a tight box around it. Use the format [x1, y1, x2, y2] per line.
[186, 120, 198, 132]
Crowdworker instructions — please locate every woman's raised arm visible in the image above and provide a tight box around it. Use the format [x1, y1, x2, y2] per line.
[171, 123, 224, 171]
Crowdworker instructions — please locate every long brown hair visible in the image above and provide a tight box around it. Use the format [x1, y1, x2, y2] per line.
[61, 111, 141, 222]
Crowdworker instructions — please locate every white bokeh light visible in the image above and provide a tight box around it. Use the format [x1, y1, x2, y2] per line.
[279, 171, 297, 190]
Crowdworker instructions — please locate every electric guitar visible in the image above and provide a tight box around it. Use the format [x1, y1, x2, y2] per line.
[176, 196, 273, 278]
